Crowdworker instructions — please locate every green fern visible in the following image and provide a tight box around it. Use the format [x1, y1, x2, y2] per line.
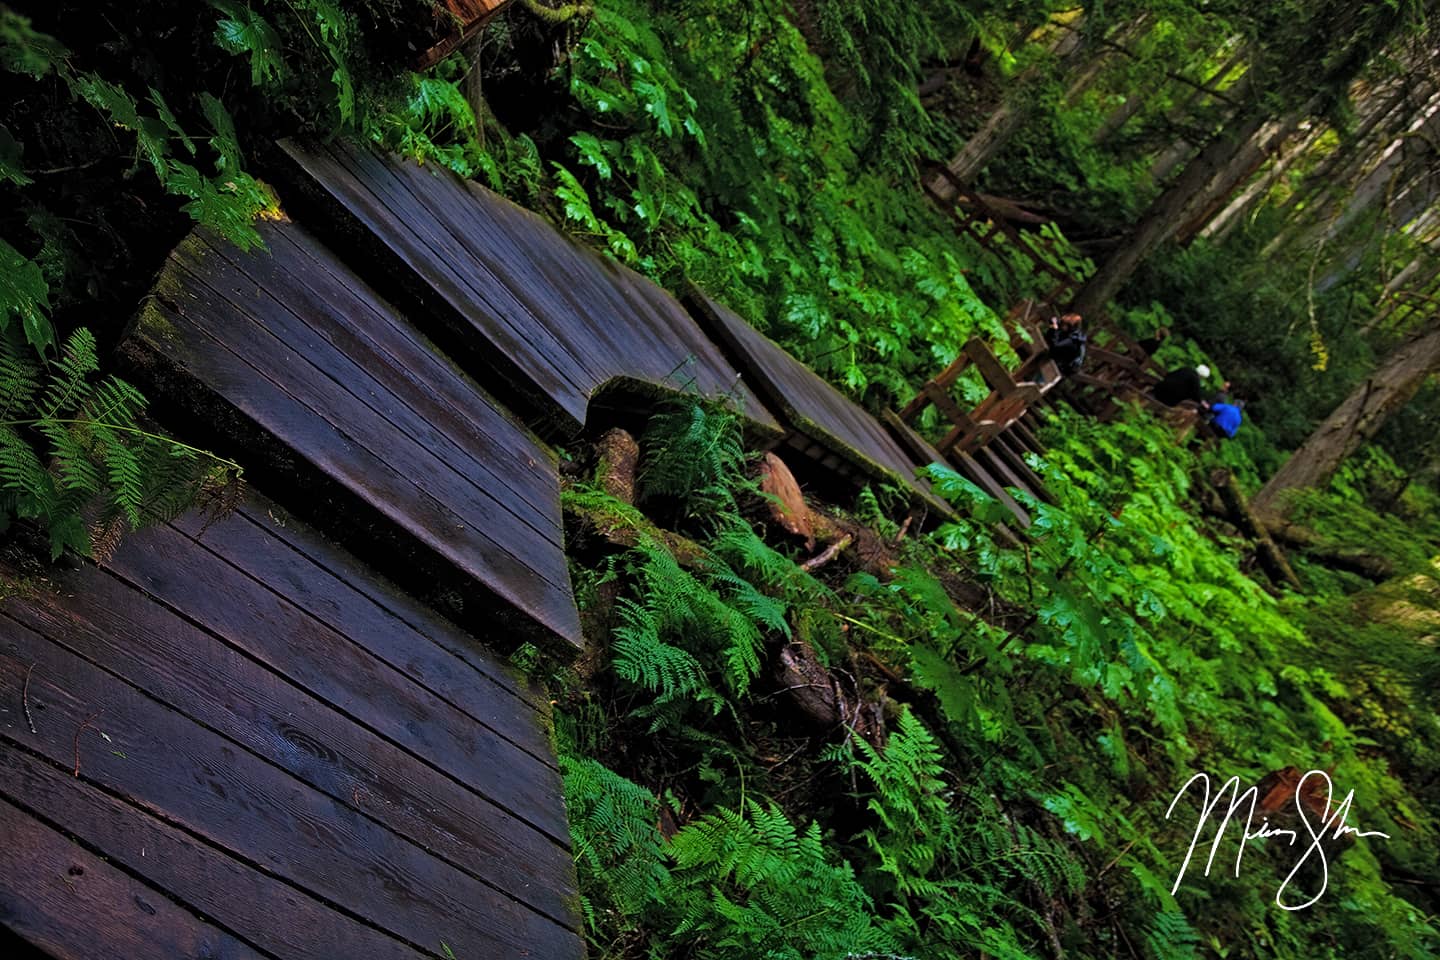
[1145, 907, 1201, 960]
[0, 328, 242, 559]
[666, 800, 903, 959]
[559, 753, 670, 925]
[639, 399, 748, 518]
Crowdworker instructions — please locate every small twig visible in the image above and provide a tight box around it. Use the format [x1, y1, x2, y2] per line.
[893, 515, 914, 544]
[800, 534, 853, 571]
[31, 158, 107, 176]
[1094, 837, 1138, 882]
[22, 663, 37, 735]
[73, 711, 101, 778]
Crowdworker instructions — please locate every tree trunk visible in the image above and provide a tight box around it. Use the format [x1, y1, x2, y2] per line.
[1211, 469, 1303, 590]
[1365, 253, 1440, 334]
[1072, 102, 1273, 316]
[1145, 53, 1249, 182]
[1253, 321, 1440, 515]
[1266, 75, 1433, 257]
[1200, 120, 1328, 242]
[1092, 92, 1146, 145]
[1316, 93, 1440, 247]
[925, 23, 1090, 198]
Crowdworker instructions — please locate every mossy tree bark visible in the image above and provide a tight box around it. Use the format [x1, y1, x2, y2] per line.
[1253, 321, 1440, 516]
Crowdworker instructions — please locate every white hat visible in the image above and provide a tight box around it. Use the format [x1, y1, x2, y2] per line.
[1196, 364, 1211, 378]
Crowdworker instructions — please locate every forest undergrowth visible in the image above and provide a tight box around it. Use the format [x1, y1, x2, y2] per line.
[3, 2, 1440, 957]
[546, 398, 1440, 960]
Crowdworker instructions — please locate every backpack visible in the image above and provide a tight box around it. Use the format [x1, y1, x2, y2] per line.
[1058, 330, 1087, 376]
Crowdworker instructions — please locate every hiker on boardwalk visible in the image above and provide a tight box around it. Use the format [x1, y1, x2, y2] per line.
[1208, 401, 1243, 439]
[1042, 312, 1087, 377]
[1153, 364, 1211, 407]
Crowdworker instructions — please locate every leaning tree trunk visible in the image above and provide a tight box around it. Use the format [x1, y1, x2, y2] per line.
[1071, 103, 1272, 316]
[924, 22, 1090, 199]
[1364, 251, 1440, 334]
[1200, 120, 1329, 243]
[1252, 321, 1440, 516]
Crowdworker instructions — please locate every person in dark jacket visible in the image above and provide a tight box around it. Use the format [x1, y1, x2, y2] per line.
[1153, 364, 1210, 407]
[1042, 312, 1087, 377]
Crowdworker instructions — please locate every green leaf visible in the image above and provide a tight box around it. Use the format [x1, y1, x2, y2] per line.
[0, 10, 68, 79]
[570, 132, 615, 179]
[148, 87, 195, 155]
[0, 123, 31, 186]
[0, 238, 53, 353]
[198, 92, 243, 172]
[552, 163, 603, 233]
[47, 510, 89, 560]
[209, 1, 286, 87]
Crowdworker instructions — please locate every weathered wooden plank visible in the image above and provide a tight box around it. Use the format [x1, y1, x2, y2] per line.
[274, 138, 782, 438]
[167, 249, 563, 569]
[0, 622, 581, 960]
[0, 747, 428, 960]
[882, 410, 1030, 535]
[178, 241, 560, 553]
[367, 151, 632, 384]
[408, 149, 780, 420]
[205, 225, 561, 528]
[194, 495, 546, 709]
[325, 144, 608, 391]
[274, 138, 591, 429]
[964, 337, 1022, 394]
[171, 499, 551, 758]
[2, 559, 578, 927]
[129, 247, 582, 655]
[99, 522, 571, 845]
[684, 286, 953, 519]
[0, 794, 268, 960]
[974, 445, 1039, 503]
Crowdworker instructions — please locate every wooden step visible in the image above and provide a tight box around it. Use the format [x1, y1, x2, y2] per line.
[271, 138, 781, 441]
[685, 287, 955, 521]
[0, 488, 582, 960]
[122, 220, 581, 659]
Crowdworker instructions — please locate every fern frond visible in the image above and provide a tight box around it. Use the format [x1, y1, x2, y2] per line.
[39, 327, 98, 419]
[611, 596, 708, 696]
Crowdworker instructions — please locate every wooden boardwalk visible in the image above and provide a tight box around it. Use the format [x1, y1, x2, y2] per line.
[0, 491, 582, 960]
[273, 138, 782, 440]
[684, 288, 955, 519]
[1, 134, 1063, 960]
[123, 219, 581, 659]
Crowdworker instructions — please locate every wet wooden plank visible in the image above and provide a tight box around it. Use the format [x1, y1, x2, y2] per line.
[684, 286, 953, 519]
[0, 621, 582, 960]
[206, 227, 560, 528]
[0, 795, 268, 960]
[0, 747, 427, 960]
[99, 522, 571, 845]
[882, 409, 1029, 536]
[126, 223, 582, 658]
[274, 138, 782, 439]
[274, 139, 590, 427]
[326, 145, 608, 392]
[171, 244, 559, 552]
[2, 558, 577, 926]
[171, 498, 550, 754]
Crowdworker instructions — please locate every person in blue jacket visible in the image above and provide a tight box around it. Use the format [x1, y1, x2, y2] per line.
[1209, 401, 1243, 438]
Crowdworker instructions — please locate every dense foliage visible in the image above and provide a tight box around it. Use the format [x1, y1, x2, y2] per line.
[3, 2, 1439, 958]
[556, 400, 1439, 959]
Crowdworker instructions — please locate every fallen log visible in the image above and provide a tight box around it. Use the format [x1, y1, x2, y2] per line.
[1263, 517, 1395, 582]
[1210, 469, 1303, 591]
[775, 640, 886, 748]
